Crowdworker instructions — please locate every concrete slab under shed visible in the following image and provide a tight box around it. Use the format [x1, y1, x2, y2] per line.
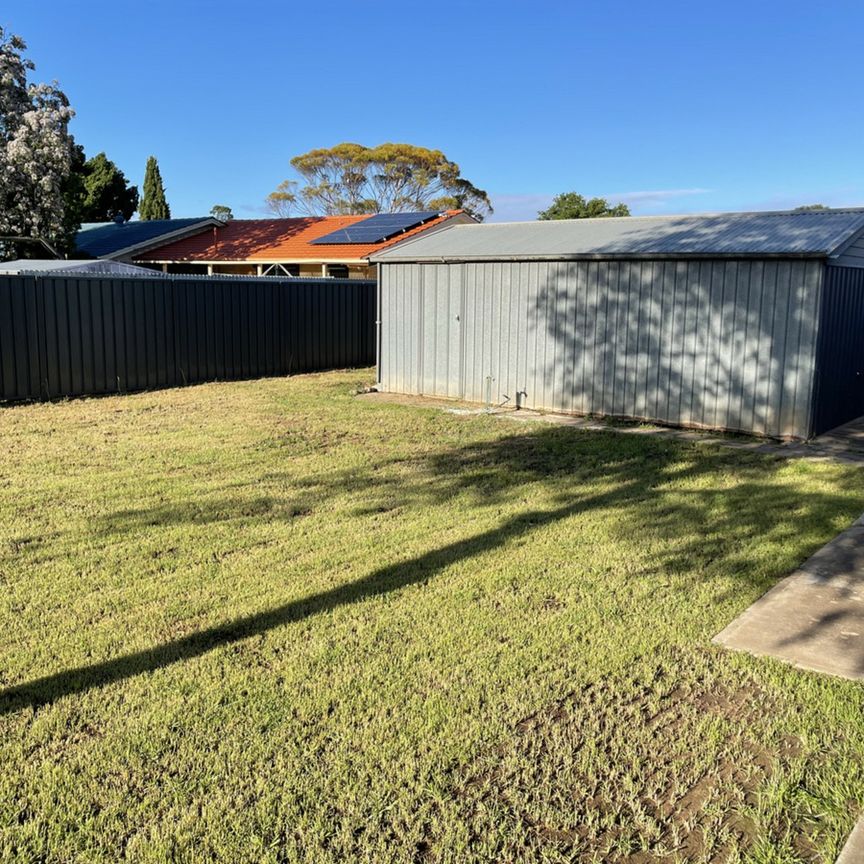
[714, 517, 864, 681]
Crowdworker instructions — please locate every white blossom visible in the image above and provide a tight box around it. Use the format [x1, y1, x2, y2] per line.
[0, 28, 74, 245]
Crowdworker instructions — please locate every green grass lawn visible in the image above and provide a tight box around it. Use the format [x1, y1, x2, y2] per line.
[2, 370, 864, 863]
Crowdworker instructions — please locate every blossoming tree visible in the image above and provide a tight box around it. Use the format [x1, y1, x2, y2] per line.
[0, 28, 75, 257]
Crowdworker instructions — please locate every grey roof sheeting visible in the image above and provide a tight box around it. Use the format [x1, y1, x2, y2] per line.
[75, 218, 218, 258]
[371, 208, 864, 262]
[0, 259, 166, 276]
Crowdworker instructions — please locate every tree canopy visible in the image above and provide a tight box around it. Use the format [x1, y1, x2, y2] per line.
[139, 156, 170, 220]
[210, 204, 233, 221]
[75, 152, 139, 222]
[265, 180, 298, 218]
[794, 204, 829, 211]
[0, 27, 76, 257]
[538, 192, 630, 220]
[266, 143, 492, 221]
[60, 143, 87, 249]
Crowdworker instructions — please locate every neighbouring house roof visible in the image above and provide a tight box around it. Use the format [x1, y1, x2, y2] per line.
[0, 259, 167, 276]
[134, 212, 471, 263]
[75, 218, 220, 259]
[371, 208, 864, 262]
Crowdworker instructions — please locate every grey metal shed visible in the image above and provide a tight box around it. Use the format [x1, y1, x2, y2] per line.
[370, 209, 864, 439]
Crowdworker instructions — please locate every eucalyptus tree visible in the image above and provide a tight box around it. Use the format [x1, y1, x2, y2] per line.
[267, 143, 492, 221]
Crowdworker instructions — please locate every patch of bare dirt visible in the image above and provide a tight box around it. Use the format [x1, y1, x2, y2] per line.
[423, 650, 821, 863]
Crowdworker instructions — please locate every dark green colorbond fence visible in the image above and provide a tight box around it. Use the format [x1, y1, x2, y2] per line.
[0, 274, 376, 401]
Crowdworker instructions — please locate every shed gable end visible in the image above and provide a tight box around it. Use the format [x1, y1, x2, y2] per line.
[832, 228, 864, 268]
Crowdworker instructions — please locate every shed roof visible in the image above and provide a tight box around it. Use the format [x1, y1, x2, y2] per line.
[75, 218, 219, 258]
[371, 208, 864, 262]
[134, 212, 469, 263]
[0, 259, 166, 276]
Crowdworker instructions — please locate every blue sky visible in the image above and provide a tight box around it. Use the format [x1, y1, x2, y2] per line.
[6, 0, 864, 221]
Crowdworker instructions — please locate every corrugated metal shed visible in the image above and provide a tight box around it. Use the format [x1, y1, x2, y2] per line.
[372, 209, 864, 261]
[374, 209, 864, 439]
[379, 259, 823, 439]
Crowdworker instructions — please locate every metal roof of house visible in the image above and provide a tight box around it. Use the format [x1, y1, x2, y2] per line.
[75, 218, 219, 258]
[0, 259, 166, 276]
[371, 208, 864, 262]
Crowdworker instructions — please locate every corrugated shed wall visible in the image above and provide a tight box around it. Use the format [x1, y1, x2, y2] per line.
[0, 274, 376, 401]
[379, 259, 824, 439]
[811, 266, 864, 435]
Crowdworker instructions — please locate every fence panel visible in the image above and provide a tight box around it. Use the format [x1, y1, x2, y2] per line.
[0, 274, 376, 401]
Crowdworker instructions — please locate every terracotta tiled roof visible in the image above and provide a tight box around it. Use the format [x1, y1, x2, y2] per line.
[135, 212, 464, 262]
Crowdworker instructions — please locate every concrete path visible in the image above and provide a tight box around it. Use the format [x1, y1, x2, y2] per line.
[714, 515, 864, 681]
[813, 415, 864, 461]
[838, 817, 864, 863]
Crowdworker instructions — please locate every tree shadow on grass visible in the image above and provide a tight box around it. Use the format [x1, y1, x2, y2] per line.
[0, 495, 612, 715]
[1, 424, 861, 715]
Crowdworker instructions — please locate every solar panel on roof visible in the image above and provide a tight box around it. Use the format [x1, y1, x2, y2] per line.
[310, 211, 441, 245]
[74, 218, 214, 257]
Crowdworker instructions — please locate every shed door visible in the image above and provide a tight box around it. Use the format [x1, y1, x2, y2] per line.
[419, 264, 463, 398]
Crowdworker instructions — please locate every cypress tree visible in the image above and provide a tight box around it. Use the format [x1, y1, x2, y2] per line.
[139, 156, 171, 220]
